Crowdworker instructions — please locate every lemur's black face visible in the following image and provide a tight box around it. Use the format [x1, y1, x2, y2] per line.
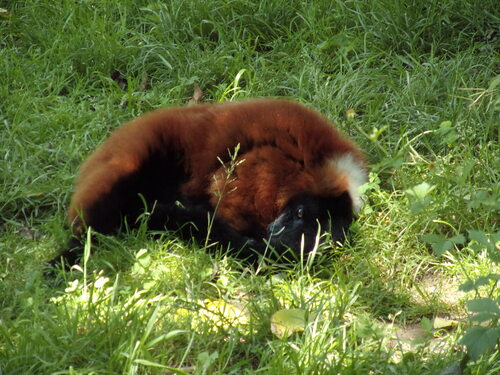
[266, 192, 354, 255]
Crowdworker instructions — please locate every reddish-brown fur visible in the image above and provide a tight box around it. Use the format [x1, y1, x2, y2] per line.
[68, 99, 364, 239]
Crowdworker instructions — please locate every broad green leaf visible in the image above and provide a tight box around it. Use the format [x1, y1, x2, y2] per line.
[460, 326, 500, 360]
[469, 312, 498, 323]
[422, 233, 452, 256]
[405, 182, 435, 213]
[466, 298, 500, 314]
[459, 275, 499, 292]
[405, 182, 435, 200]
[422, 233, 445, 244]
[449, 234, 466, 244]
[468, 230, 494, 251]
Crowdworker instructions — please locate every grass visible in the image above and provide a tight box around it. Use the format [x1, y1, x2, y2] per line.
[0, 0, 499, 374]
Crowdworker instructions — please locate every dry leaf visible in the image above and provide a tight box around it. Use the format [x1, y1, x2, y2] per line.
[0, 8, 12, 18]
[433, 317, 459, 330]
[270, 308, 307, 339]
[188, 83, 204, 105]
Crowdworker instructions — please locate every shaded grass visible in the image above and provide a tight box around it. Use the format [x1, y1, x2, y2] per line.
[1, 0, 499, 374]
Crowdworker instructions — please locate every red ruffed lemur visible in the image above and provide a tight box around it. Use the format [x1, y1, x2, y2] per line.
[50, 99, 367, 267]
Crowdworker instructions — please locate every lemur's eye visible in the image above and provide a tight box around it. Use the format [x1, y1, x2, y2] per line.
[296, 207, 304, 219]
